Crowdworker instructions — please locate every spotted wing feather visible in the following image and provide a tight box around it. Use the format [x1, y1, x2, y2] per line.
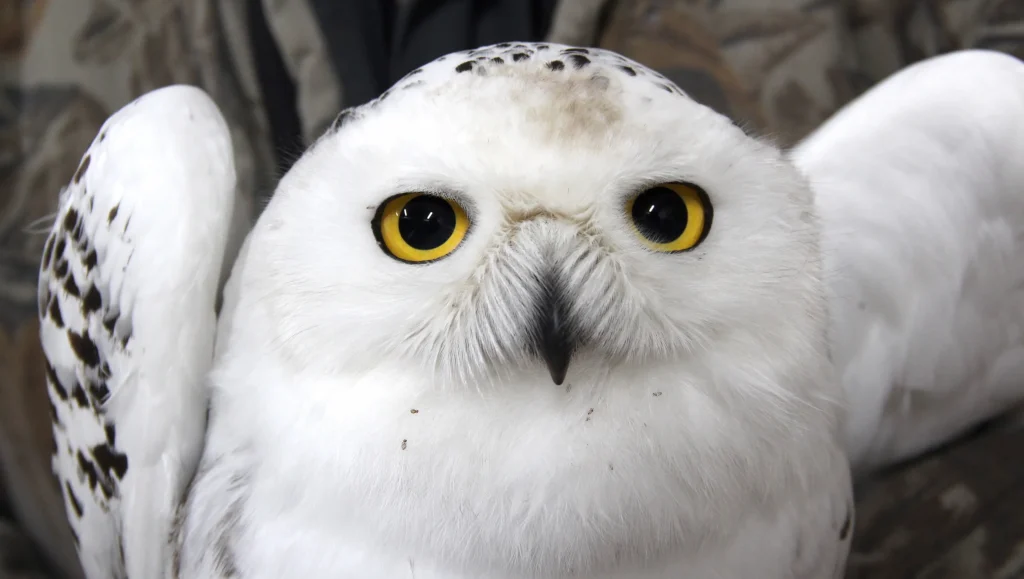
[38, 85, 238, 579]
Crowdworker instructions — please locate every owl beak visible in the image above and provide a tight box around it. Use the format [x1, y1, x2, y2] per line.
[536, 282, 575, 386]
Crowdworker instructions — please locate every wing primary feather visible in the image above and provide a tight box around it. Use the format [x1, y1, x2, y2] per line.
[792, 50, 1024, 473]
[38, 85, 239, 579]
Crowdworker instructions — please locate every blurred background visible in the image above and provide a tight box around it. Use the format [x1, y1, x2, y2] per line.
[2, 1, 1024, 578]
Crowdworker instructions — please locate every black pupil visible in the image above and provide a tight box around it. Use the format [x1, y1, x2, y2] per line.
[398, 195, 457, 250]
[631, 187, 688, 244]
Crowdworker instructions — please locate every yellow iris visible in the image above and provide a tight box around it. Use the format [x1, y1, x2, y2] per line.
[376, 193, 470, 263]
[627, 182, 712, 252]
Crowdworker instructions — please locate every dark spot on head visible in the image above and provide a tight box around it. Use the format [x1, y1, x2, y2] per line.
[329, 109, 355, 133]
[83, 249, 98, 271]
[401, 439, 407, 450]
[619, 65, 637, 76]
[410, 409, 419, 414]
[120, 328, 131, 349]
[47, 398, 58, 422]
[653, 391, 662, 397]
[455, 61, 474, 73]
[839, 508, 852, 540]
[68, 329, 100, 368]
[402, 80, 426, 90]
[547, 60, 565, 71]
[73, 155, 90, 185]
[496, 43, 511, 48]
[100, 362, 111, 379]
[490, 57, 504, 64]
[608, 464, 614, 471]
[568, 54, 590, 69]
[48, 297, 64, 328]
[54, 236, 66, 258]
[377, 89, 392, 102]
[105, 423, 116, 444]
[407, 68, 423, 76]
[64, 481, 83, 517]
[561, 47, 590, 55]
[536, 44, 550, 50]
[82, 285, 102, 314]
[107, 204, 119, 224]
[54, 258, 69, 278]
[512, 52, 529, 62]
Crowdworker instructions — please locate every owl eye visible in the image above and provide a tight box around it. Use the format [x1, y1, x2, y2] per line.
[373, 193, 470, 263]
[627, 183, 712, 252]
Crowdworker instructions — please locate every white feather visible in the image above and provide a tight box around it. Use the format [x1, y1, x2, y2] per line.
[176, 44, 852, 578]
[38, 85, 238, 579]
[792, 49, 1024, 475]
[40, 41, 972, 578]
[46, 43, 1024, 579]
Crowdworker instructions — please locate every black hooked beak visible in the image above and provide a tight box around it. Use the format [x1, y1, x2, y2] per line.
[535, 278, 576, 386]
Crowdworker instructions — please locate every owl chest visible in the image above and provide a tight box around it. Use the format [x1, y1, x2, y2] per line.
[225, 382, 792, 575]
[214, 461, 832, 579]
[200, 357, 847, 578]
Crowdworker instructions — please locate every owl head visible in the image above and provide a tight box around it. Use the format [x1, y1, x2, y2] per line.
[239, 43, 833, 415]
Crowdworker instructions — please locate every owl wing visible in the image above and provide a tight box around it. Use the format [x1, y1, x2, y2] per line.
[38, 85, 239, 579]
[790, 49, 1024, 475]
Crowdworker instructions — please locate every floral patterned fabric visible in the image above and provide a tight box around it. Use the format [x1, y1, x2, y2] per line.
[1, 1, 1022, 577]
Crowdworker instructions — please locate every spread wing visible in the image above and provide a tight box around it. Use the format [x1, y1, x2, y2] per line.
[791, 50, 1024, 475]
[38, 85, 239, 579]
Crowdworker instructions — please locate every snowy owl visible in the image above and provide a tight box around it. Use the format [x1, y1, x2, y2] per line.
[36, 42, 1024, 579]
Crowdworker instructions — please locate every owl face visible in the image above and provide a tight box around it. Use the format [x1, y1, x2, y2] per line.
[251, 44, 828, 397]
